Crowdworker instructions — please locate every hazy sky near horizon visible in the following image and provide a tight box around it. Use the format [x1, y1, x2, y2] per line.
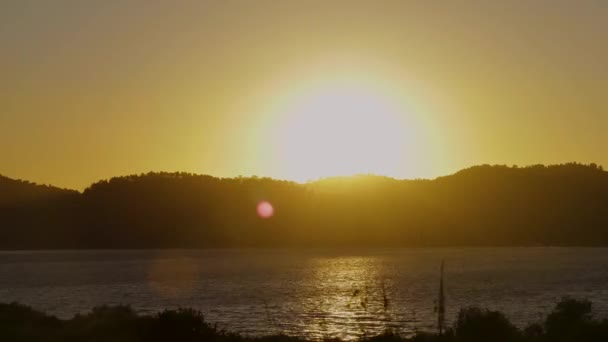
[1, 1, 607, 190]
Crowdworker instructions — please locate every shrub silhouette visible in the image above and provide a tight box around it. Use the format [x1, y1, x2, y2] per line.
[142, 308, 237, 342]
[543, 297, 608, 342]
[454, 307, 519, 342]
[64, 305, 140, 342]
[522, 323, 543, 342]
[0, 302, 62, 342]
[545, 297, 591, 330]
[2, 298, 608, 341]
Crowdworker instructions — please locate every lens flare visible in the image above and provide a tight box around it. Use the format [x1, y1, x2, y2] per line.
[257, 201, 274, 218]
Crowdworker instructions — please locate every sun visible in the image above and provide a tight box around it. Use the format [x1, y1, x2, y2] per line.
[269, 81, 414, 182]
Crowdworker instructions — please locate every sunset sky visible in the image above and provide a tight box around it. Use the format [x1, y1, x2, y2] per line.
[1, 1, 607, 190]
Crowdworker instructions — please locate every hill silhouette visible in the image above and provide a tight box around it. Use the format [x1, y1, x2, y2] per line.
[1, 163, 607, 249]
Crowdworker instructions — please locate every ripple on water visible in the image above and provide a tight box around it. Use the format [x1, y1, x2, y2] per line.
[1, 248, 608, 340]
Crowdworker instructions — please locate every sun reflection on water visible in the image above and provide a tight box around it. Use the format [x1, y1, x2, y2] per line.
[299, 256, 401, 340]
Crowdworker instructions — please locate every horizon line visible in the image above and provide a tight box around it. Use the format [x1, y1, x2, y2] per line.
[2, 161, 604, 193]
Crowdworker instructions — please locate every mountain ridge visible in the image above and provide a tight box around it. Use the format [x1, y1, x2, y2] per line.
[1, 162, 607, 249]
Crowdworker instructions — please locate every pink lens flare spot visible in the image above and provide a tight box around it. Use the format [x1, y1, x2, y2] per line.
[256, 201, 274, 219]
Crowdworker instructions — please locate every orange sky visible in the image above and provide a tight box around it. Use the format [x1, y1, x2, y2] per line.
[1, 1, 607, 190]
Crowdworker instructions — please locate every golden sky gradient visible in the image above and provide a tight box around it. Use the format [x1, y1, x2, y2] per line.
[1, 1, 607, 190]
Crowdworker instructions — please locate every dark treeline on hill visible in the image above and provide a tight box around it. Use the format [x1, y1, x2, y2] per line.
[1, 163, 608, 249]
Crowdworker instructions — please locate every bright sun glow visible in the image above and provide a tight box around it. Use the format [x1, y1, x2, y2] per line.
[269, 81, 416, 182]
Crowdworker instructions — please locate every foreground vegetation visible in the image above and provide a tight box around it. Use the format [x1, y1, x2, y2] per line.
[2, 298, 608, 342]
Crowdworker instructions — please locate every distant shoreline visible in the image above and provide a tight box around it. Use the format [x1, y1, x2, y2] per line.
[2, 245, 608, 252]
[3, 163, 608, 249]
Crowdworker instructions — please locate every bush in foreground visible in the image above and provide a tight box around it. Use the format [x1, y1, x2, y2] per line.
[1, 298, 608, 342]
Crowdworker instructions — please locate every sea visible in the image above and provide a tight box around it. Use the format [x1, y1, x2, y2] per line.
[1, 248, 607, 340]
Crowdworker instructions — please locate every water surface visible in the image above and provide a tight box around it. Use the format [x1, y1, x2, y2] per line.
[1, 248, 607, 340]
